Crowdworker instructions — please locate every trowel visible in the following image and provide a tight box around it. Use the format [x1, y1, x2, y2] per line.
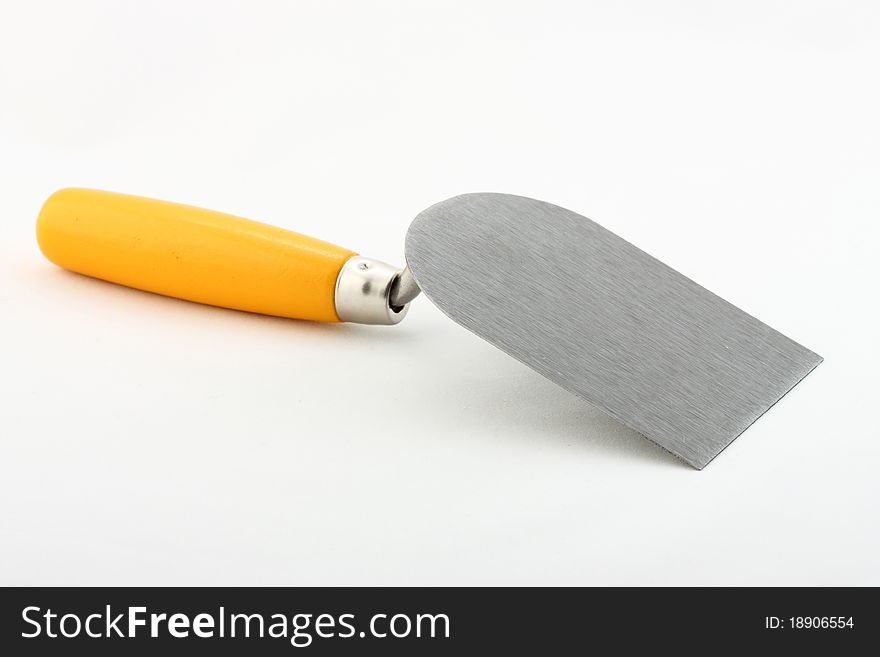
[36, 188, 821, 468]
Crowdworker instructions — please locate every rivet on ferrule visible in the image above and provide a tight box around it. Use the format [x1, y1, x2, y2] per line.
[334, 255, 410, 325]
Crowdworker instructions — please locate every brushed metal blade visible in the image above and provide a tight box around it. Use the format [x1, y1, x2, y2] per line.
[404, 193, 821, 469]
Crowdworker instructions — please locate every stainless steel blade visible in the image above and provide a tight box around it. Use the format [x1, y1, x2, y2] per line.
[405, 193, 821, 469]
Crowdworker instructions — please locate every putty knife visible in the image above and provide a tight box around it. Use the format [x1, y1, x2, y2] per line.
[37, 188, 822, 468]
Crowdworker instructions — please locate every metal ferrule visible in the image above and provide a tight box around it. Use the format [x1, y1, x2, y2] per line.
[334, 255, 410, 325]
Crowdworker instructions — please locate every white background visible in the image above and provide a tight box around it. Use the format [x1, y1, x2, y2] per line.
[1, 1, 877, 585]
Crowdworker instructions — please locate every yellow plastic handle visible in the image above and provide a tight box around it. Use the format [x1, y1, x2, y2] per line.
[36, 188, 356, 322]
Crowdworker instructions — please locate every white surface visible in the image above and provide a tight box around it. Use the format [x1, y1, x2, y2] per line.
[0, 1, 877, 586]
